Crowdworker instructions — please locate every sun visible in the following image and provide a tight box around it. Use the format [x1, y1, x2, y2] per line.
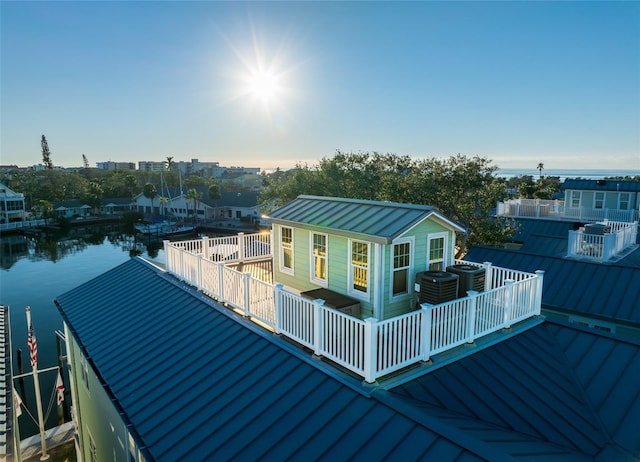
[247, 70, 280, 103]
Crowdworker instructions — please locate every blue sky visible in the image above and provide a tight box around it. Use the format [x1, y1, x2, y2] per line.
[1, 1, 639, 171]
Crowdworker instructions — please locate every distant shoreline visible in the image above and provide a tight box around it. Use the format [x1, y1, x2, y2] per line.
[495, 168, 640, 181]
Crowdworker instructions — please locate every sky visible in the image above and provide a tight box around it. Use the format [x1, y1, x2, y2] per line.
[1, 1, 639, 172]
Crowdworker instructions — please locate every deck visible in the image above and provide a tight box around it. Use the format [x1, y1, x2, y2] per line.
[164, 233, 544, 383]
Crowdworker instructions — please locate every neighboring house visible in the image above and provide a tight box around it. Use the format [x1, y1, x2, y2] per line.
[267, 195, 466, 319]
[53, 200, 92, 218]
[100, 198, 133, 215]
[497, 179, 640, 222]
[132, 189, 260, 224]
[0, 182, 26, 223]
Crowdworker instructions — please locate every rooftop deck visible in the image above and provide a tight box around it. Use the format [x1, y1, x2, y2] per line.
[164, 233, 544, 383]
[496, 198, 639, 222]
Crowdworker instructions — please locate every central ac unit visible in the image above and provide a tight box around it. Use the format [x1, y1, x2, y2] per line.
[414, 271, 459, 305]
[446, 264, 486, 298]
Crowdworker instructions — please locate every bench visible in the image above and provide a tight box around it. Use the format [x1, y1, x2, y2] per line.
[300, 288, 361, 318]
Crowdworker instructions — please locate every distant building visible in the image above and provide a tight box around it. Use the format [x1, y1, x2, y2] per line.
[0, 182, 26, 223]
[174, 158, 221, 177]
[138, 161, 166, 172]
[97, 161, 136, 170]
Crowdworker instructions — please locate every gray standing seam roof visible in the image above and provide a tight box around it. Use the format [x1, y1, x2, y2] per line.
[267, 195, 464, 244]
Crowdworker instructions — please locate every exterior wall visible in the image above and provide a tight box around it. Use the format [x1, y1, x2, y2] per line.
[273, 218, 457, 320]
[382, 220, 457, 319]
[566, 189, 639, 211]
[65, 325, 142, 462]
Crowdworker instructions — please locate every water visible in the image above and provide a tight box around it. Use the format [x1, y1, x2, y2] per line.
[496, 168, 640, 182]
[0, 224, 166, 438]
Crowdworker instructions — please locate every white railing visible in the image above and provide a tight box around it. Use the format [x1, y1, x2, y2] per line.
[170, 232, 272, 263]
[164, 236, 544, 383]
[567, 221, 638, 262]
[0, 219, 48, 231]
[496, 199, 639, 223]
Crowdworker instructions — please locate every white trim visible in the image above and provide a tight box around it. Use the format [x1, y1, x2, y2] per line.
[594, 191, 604, 210]
[348, 239, 370, 301]
[389, 236, 414, 302]
[618, 192, 631, 210]
[278, 225, 294, 275]
[426, 232, 449, 271]
[309, 232, 328, 287]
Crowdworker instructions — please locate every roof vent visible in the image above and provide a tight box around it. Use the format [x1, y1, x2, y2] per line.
[414, 271, 459, 305]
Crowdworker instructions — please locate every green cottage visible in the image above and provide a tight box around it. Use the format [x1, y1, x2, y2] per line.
[267, 195, 467, 320]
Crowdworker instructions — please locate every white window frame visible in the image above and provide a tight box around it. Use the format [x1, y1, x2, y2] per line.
[594, 191, 604, 209]
[80, 355, 90, 394]
[569, 191, 581, 208]
[310, 232, 328, 286]
[279, 226, 294, 275]
[426, 232, 449, 271]
[348, 239, 370, 299]
[618, 192, 630, 210]
[390, 237, 413, 299]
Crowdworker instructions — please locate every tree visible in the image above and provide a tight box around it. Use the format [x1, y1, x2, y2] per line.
[259, 151, 512, 255]
[185, 188, 202, 223]
[142, 183, 157, 216]
[208, 183, 221, 220]
[537, 162, 544, 180]
[41, 135, 53, 169]
[165, 156, 175, 171]
[81, 181, 104, 213]
[82, 154, 90, 169]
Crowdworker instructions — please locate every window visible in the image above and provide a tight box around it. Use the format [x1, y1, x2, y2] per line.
[310, 233, 327, 284]
[594, 192, 604, 209]
[619, 192, 630, 210]
[392, 241, 411, 296]
[80, 355, 90, 393]
[427, 233, 447, 271]
[279, 226, 294, 273]
[350, 240, 369, 294]
[570, 191, 581, 208]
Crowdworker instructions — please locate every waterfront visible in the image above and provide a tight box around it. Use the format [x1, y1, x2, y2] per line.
[0, 224, 166, 438]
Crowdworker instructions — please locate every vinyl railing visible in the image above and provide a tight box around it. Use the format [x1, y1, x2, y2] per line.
[0, 219, 49, 231]
[164, 237, 543, 383]
[496, 199, 638, 222]
[567, 221, 638, 262]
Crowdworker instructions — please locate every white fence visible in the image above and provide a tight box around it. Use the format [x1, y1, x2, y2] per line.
[496, 199, 639, 222]
[567, 221, 638, 262]
[164, 235, 543, 383]
[0, 219, 48, 232]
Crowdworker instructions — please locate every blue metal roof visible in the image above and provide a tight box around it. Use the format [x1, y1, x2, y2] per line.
[55, 258, 486, 462]
[55, 257, 640, 460]
[563, 179, 640, 192]
[267, 195, 465, 244]
[464, 246, 640, 324]
[390, 320, 640, 460]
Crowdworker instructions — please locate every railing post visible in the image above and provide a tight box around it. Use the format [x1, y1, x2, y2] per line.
[274, 284, 283, 334]
[313, 299, 325, 357]
[503, 279, 515, 329]
[217, 262, 225, 299]
[534, 270, 544, 316]
[202, 235, 210, 260]
[466, 291, 478, 343]
[238, 232, 245, 262]
[179, 247, 184, 277]
[163, 240, 170, 271]
[483, 262, 493, 291]
[420, 306, 432, 362]
[270, 229, 275, 258]
[242, 272, 251, 317]
[363, 317, 378, 383]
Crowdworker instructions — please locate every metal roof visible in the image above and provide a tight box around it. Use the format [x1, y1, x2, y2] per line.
[54, 257, 640, 460]
[267, 195, 465, 244]
[562, 179, 640, 192]
[54, 258, 484, 462]
[389, 320, 640, 460]
[464, 246, 640, 324]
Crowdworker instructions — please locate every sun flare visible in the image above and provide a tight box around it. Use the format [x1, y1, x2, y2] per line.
[247, 70, 280, 102]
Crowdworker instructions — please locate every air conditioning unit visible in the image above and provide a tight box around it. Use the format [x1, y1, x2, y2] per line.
[414, 271, 459, 305]
[446, 264, 486, 298]
[584, 223, 611, 235]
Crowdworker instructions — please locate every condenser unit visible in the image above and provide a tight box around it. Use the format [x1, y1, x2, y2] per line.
[584, 223, 611, 235]
[446, 264, 486, 298]
[414, 271, 459, 305]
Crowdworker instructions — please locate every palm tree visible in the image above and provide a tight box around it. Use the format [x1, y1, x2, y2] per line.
[185, 188, 202, 223]
[208, 183, 221, 220]
[537, 162, 544, 180]
[142, 183, 157, 217]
